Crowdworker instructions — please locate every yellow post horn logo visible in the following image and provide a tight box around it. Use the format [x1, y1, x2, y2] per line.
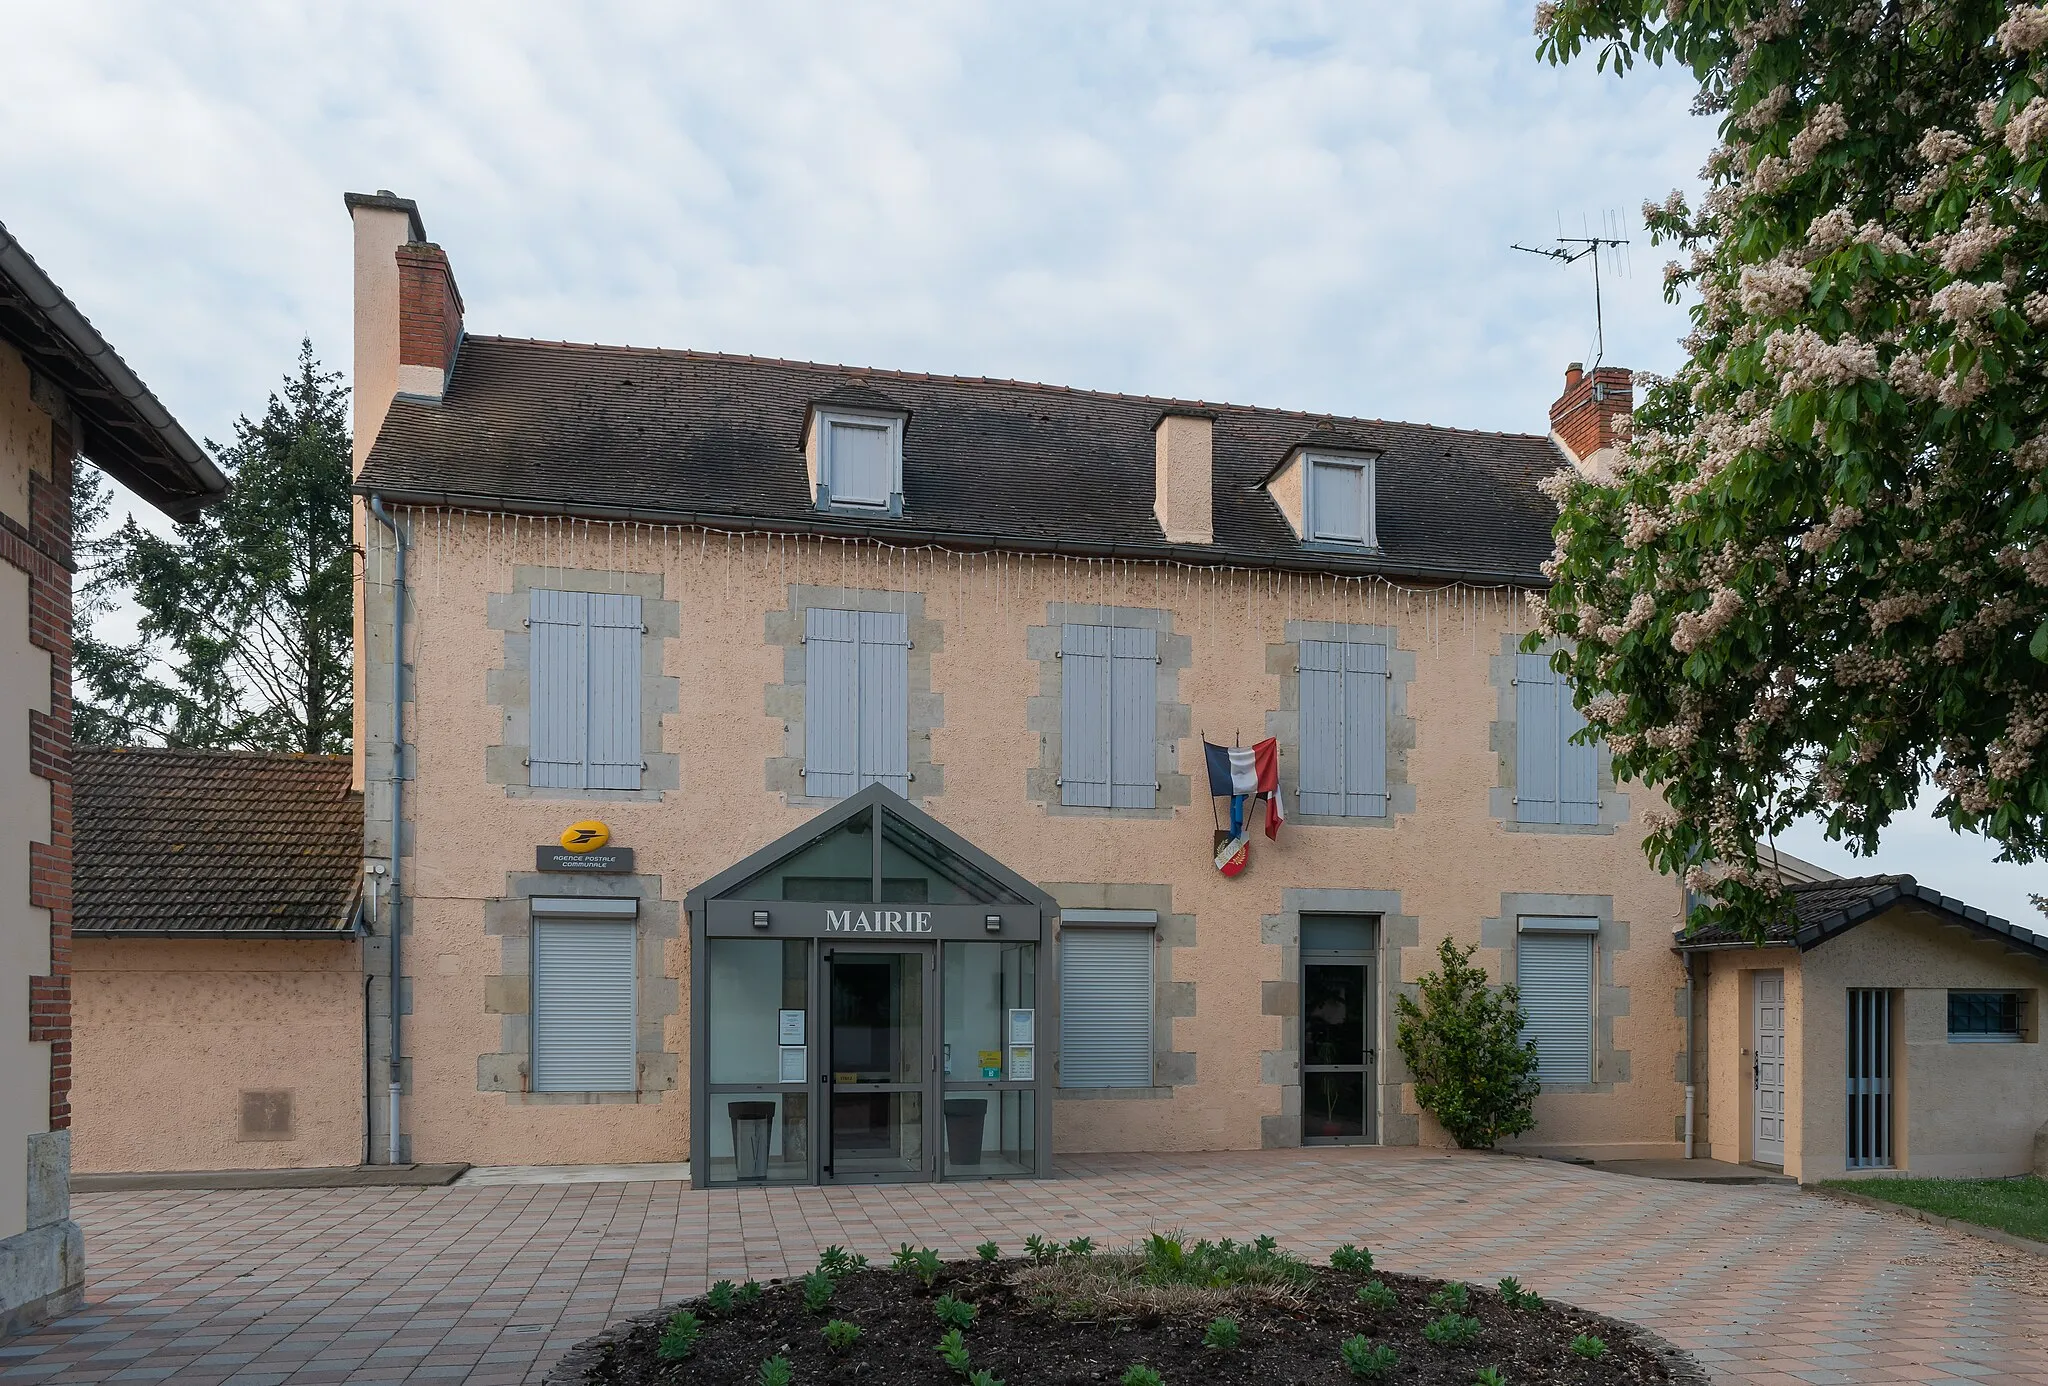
[560, 821, 610, 853]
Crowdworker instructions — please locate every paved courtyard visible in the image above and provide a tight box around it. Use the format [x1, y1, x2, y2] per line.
[2, 1148, 2042, 1385]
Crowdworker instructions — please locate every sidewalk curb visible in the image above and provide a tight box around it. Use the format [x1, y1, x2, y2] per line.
[1808, 1186, 2048, 1259]
[74, 1163, 469, 1192]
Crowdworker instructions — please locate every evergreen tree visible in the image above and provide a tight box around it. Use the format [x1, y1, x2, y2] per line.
[76, 339, 353, 753]
[1394, 938, 1542, 1149]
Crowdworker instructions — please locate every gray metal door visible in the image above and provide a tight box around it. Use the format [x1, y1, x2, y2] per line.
[819, 944, 936, 1182]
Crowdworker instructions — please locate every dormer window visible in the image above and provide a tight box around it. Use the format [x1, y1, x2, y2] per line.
[805, 388, 909, 516]
[1306, 454, 1377, 548]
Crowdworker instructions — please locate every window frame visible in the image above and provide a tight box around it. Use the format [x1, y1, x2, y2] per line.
[1946, 989, 2026, 1043]
[801, 606, 911, 800]
[527, 587, 645, 792]
[814, 407, 905, 514]
[1303, 453, 1379, 549]
[1056, 923, 1156, 1088]
[1057, 622, 1159, 811]
[529, 897, 642, 1096]
[1514, 916, 1598, 1086]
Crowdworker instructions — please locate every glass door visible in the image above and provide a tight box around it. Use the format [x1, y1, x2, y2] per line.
[1301, 916, 1376, 1145]
[822, 946, 933, 1181]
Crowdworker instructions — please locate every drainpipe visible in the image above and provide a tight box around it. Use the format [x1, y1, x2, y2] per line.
[1682, 951, 1697, 1159]
[369, 495, 407, 1165]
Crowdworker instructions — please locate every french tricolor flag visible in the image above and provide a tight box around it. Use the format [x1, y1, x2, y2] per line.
[1204, 738, 1284, 839]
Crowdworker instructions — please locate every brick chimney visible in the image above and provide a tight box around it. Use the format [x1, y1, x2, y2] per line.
[1549, 362, 1633, 476]
[1153, 409, 1215, 545]
[345, 191, 463, 476]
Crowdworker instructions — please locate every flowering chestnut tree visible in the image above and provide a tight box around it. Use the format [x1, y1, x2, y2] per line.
[1532, 1, 2048, 935]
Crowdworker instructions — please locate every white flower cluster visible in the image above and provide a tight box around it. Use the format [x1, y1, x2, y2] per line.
[1738, 260, 1814, 315]
[1535, 467, 1578, 505]
[1916, 128, 1974, 166]
[1997, 3, 2048, 55]
[1930, 205, 2012, 273]
[1929, 278, 2007, 324]
[1788, 103, 1850, 168]
[1759, 326, 1880, 393]
[1672, 586, 1744, 653]
[1798, 504, 1863, 553]
[1806, 206, 1856, 253]
[2017, 434, 2048, 471]
[2007, 95, 2048, 159]
[2026, 290, 2048, 325]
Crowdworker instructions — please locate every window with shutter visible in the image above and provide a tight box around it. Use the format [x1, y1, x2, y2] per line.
[529, 588, 643, 791]
[1306, 456, 1378, 547]
[1514, 651, 1598, 824]
[1058, 928, 1154, 1087]
[805, 607, 910, 798]
[1515, 928, 1594, 1084]
[1298, 640, 1388, 817]
[532, 917, 639, 1093]
[1060, 624, 1156, 809]
[828, 421, 893, 506]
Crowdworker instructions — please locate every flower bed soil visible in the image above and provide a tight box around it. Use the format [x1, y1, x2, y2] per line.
[564, 1257, 1701, 1386]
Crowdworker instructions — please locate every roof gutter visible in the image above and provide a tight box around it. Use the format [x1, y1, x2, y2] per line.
[0, 220, 229, 514]
[368, 495, 408, 1165]
[351, 484, 1550, 590]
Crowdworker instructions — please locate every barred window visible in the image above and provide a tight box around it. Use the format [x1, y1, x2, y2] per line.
[1946, 990, 2024, 1043]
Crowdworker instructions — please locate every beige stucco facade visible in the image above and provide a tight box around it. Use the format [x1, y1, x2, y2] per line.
[70, 939, 365, 1173]
[345, 515, 1690, 1168]
[1694, 906, 2048, 1181]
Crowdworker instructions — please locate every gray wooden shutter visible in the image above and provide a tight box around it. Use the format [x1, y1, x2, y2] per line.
[1058, 928, 1154, 1087]
[586, 593, 643, 790]
[830, 421, 892, 505]
[1558, 692, 1599, 825]
[1514, 652, 1560, 823]
[1342, 641, 1388, 816]
[1109, 626, 1158, 809]
[529, 589, 588, 788]
[532, 919, 638, 1092]
[1516, 932, 1593, 1084]
[857, 609, 910, 795]
[1060, 624, 1111, 807]
[1298, 639, 1343, 814]
[805, 608, 861, 798]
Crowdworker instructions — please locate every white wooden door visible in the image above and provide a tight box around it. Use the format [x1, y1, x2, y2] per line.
[1752, 971, 1785, 1165]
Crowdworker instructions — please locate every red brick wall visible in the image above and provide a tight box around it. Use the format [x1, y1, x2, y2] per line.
[396, 243, 463, 377]
[1548, 364, 1634, 463]
[2, 426, 74, 1130]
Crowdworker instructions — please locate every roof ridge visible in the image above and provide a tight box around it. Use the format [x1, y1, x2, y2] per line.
[462, 335, 1553, 446]
[76, 745, 352, 766]
[1785, 872, 1915, 892]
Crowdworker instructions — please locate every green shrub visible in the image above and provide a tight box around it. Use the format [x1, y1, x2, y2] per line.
[1394, 938, 1541, 1148]
[1474, 1369, 1508, 1386]
[1571, 1333, 1608, 1360]
[705, 1280, 734, 1314]
[1356, 1279, 1397, 1310]
[1136, 1232, 1314, 1290]
[1497, 1277, 1542, 1312]
[656, 1309, 702, 1362]
[758, 1355, 793, 1386]
[736, 1280, 764, 1307]
[800, 1269, 836, 1314]
[937, 1327, 973, 1375]
[822, 1318, 862, 1352]
[1120, 1367, 1163, 1386]
[975, 1240, 1001, 1263]
[1423, 1312, 1483, 1348]
[1339, 1336, 1398, 1379]
[1427, 1281, 1470, 1312]
[1330, 1244, 1374, 1274]
[1201, 1316, 1240, 1350]
[934, 1294, 978, 1330]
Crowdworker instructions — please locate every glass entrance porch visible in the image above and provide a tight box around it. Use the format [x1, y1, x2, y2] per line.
[687, 785, 1056, 1187]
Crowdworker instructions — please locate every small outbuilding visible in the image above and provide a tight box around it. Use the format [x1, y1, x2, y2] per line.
[1680, 875, 2048, 1182]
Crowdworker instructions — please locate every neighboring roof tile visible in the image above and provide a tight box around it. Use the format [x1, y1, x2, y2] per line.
[1677, 874, 2048, 961]
[76, 747, 362, 938]
[355, 337, 1565, 584]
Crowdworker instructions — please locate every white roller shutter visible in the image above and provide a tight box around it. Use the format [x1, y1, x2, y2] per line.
[1059, 928, 1154, 1087]
[1515, 931, 1593, 1085]
[533, 918, 639, 1092]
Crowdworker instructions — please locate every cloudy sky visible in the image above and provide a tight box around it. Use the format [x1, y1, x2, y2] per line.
[4, 1, 2039, 923]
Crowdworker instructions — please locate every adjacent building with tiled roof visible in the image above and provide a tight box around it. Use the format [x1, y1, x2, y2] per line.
[74, 747, 362, 939]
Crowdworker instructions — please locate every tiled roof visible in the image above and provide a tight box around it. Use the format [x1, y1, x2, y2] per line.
[75, 747, 362, 938]
[1677, 873, 2048, 960]
[355, 336, 1566, 585]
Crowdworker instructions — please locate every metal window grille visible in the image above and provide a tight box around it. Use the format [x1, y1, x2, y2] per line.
[1845, 988, 1893, 1169]
[1947, 990, 2024, 1040]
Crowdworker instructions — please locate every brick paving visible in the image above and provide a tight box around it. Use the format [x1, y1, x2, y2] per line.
[3, 1148, 2043, 1385]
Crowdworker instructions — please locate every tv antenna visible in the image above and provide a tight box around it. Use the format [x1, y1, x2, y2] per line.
[1513, 218, 1631, 366]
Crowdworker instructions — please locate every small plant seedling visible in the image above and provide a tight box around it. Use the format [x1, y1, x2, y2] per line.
[1252, 1234, 1279, 1253]
[1120, 1366, 1164, 1386]
[937, 1327, 973, 1376]
[1202, 1316, 1240, 1350]
[934, 1294, 978, 1330]
[1571, 1333, 1608, 1360]
[1330, 1244, 1374, 1273]
[758, 1355, 794, 1386]
[705, 1280, 735, 1313]
[1423, 1312, 1483, 1348]
[1498, 1276, 1543, 1312]
[975, 1240, 1001, 1263]
[893, 1242, 921, 1271]
[1356, 1279, 1398, 1310]
[1475, 1369, 1509, 1386]
[1428, 1281, 1471, 1312]
[822, 1318, 863, 1351]
[967, 1372, 1007, 1386]
[910, 1248, 943, 1287]
[1339, 1335, 1398, 1379]
[818, 1245, 865, 1278]
[736, 1279, 764, 1307]
[800, 1268, 836, 1314]
[1064, 1236, 1095, 1259]
[656, 1309, 702, 1361]
[1023, 1234, 1057, 1264]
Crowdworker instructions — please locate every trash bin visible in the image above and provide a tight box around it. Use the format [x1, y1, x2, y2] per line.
[729, 1101, 777, 1182]
[943, 1098, 988, 1168]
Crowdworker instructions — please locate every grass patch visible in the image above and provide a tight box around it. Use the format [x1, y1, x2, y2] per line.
[1015, 1232, 1314, 1318]
[1822, 1175, 2048, 1243]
